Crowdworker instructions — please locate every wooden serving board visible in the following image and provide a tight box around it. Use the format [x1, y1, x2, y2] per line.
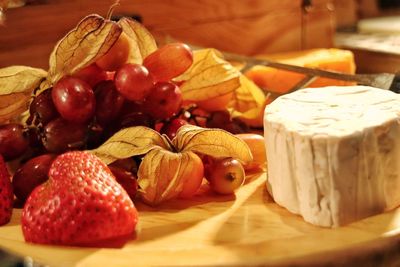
[1, 172, 400, 267]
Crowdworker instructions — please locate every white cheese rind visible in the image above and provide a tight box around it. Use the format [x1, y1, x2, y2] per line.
[264, 86, 400, 227]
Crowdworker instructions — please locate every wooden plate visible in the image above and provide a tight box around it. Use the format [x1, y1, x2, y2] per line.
[1, 172, 400, 266]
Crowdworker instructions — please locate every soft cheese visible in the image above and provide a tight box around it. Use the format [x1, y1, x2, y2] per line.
[264, 86, 400, 227]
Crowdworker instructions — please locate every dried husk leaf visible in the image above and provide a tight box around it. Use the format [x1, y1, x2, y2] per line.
[177, 49, 241, 101]
[173, 125, 253, 163]
[230, 75, 265, 112]
[46, 14, 122, 86]
[118, 17, 157, 64]
[131, 125, 253, 205]
[229, 75, 267, 127]
[89, 126, 168, 164]
[0, 93, 30, 123]
[0, 66, 47, 123]
[138, 149, 198, 205]
[0, 66, 47, 94]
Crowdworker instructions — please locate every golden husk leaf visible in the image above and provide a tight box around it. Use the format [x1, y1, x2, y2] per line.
[89, 126, 168, 164]
[118, 17, 157, 64]
[0, 93, 30, 124]
[177, 49, 241, 101]
[46, 14, 122, 86]
[138, 149, 199, 205]
[91, 124, 253, 205]
[228, 75, 268, 127]
[0, 66, 47, 123]
[173, 125, 253, 164]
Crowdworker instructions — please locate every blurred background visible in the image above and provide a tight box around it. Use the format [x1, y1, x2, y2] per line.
[0, 0, 399, 73]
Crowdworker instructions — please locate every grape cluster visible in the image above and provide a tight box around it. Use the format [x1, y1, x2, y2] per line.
[0, 42, 250, 204]
[26, 42, 194, 155]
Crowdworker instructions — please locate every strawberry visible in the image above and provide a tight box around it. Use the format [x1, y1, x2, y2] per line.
[0, 154, 13, 226]
[21, 151, 138, 246]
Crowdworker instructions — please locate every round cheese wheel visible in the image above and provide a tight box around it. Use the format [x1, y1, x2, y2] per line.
[264, 86, 400, 227]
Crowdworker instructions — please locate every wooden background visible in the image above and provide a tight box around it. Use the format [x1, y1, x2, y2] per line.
[1, 0, 399, 71]
[0, 0, 335, 69]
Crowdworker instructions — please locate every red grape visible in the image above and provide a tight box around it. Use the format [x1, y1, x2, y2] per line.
[106, 71, 115, 80]
[73, 64, 108, 87]
[160, 118, 188, 140]
[12, 154, 56, 203]
[108, 166, 138, 201]
[144, 82, 182, 120]
[0, 123, 29, 160]
[206, 110, 248, 134]
[30, 89, 59, 125]
[205, 157, 245, 195]
[86, 123, 105, 149]
[109, 158, 138, 174]
[52, 76, 96, 123]
[114, 63, 154, 101]
[94, 81, 125, 126]
[119, 100, 146, 115]
[143, 43, 193, 81]
[26, 127, 45, 153]
[42, 118, 87, 153]
[119, 111, 154, 129]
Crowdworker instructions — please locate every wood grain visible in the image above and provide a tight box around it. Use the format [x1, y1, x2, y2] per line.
[333, 0, 358, 28]
[1, 173, 400, 267]
[303, 1, 335, 49]
[0, 0, 334, 68]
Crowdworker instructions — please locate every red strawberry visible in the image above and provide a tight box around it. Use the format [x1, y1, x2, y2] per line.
[0, 154, 13, 226]
[21, 151, 138, 247]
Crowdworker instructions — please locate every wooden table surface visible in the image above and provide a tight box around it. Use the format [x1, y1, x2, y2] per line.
[1, 172, 400, 267]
